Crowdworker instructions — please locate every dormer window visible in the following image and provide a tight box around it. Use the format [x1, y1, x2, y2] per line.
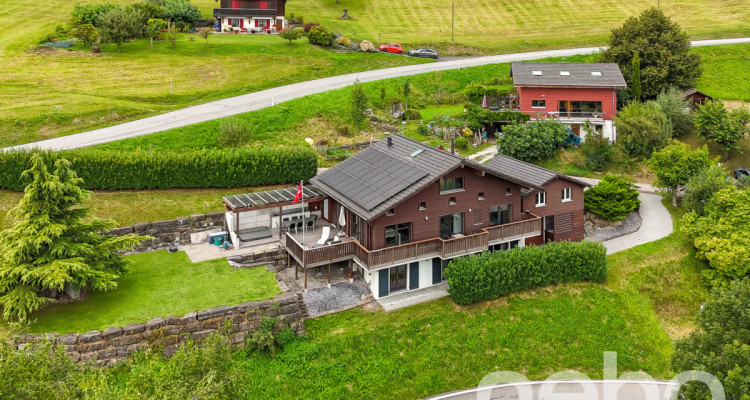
[591, 71, 602, 76]
[532, 70, 543, 76]
[560, 71, 570, 76]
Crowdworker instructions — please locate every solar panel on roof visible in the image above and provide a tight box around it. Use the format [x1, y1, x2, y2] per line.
[318, 149, 427, 211]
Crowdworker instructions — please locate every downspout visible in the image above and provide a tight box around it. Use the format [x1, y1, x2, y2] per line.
[612, 88, 617, 142]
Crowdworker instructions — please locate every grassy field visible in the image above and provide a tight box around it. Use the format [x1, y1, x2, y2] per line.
[693, 43, 750, 102]
[24, 250, 280, 334]
[289, 0, 750, 53]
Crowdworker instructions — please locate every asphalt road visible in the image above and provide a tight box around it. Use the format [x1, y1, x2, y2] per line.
[9, 37, 750, 151]
[426, 380, 679, 400]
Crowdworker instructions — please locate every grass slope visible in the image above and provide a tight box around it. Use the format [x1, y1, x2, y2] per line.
[26, 250, 280, 334]
[290, 0, 750, 52]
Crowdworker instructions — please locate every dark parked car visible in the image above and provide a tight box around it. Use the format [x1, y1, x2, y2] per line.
[735, 168, 750, 181]
[379, 43, 403, 54]
[408, 48, 439, 59]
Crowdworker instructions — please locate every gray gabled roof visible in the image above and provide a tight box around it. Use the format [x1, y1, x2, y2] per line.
[511, 62, 626, 88]
[485, 154, 591, 189]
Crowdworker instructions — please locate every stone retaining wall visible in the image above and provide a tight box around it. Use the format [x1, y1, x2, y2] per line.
[228, 248, 290, 271]
[110, 212, 226, 252]
[13, 292, 303, 367]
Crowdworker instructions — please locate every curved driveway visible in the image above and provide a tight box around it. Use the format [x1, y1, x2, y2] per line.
[9, 37, 750, 151]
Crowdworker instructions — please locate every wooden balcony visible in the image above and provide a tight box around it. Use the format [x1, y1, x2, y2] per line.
[285, 214, 541, 270]
[213, 8, 278, 18]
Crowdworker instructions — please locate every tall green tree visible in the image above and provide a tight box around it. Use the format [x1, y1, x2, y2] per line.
[600, 8, 701, 99]
[681, 186, 750, 283]
[647, 140, 714, 206]
[349, 80, 369, 131]
[694, 100, 750, 160]
[672, 278, 750, 400]
[163, 0, 201, 24]
[655, 86, 694, 137]
[615, 100, 671, 159]
[630, 51, 641, 102]
[0, 155, 145, 324]
[99, 7, 143, 52]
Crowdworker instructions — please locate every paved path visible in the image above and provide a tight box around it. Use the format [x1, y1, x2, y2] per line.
[9, 38, 750, 151]
[427, 379, 678, 400]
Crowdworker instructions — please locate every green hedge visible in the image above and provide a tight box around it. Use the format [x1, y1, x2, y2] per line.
[444, 241, 607, 305]
[0, 148, 318, 191]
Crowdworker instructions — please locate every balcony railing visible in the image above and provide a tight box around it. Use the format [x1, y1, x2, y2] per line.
[528, 111, 607, 120]
[213, 8, 278, 17]
[285, 213, 541, 270]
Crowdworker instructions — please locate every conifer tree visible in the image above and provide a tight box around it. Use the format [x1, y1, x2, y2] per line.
[0, 154, 145, 324]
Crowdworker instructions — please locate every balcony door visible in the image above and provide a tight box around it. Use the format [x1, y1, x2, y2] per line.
[440, 213, 463, 239]
[389, 265, 407, 293]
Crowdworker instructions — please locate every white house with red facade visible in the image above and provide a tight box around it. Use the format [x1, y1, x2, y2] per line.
[214, 0, 287, 32]
[511, 62, 627, 141]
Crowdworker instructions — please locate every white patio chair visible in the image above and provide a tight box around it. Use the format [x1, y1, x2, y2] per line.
[316, 226, 330, 245]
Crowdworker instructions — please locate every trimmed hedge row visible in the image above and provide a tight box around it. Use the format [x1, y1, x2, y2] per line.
[444, 241, 607, 305]
[0, 148, 318, 190]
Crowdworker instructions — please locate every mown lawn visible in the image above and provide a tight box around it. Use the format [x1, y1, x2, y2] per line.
[25, 250, 280, 334]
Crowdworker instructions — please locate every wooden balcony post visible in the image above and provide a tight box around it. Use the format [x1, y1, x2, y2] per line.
[304, 267, 307, 289]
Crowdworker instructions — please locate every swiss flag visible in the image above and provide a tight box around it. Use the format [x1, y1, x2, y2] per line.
[293, 183, 303, 203]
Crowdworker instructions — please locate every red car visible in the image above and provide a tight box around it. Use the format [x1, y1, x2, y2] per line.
[379, 43, 403, 54]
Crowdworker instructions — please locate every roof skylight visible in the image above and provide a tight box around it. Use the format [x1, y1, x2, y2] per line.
[532, 70, 542, 76]
[591, 71, 603, 76]
[560, 71, 570, 76]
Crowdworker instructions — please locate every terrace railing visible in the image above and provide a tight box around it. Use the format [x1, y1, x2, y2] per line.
[213, 8, 278, 17]
[285, 213, 541, 270]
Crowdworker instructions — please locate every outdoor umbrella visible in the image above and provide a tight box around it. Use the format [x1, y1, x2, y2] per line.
[482, 94, 488, 108]
[339, 207, 346, 227]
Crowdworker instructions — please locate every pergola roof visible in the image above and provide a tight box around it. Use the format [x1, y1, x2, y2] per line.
[223, 184, 326, 212]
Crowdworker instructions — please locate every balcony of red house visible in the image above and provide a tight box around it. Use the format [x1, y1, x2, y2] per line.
[214, 0, 286, 32]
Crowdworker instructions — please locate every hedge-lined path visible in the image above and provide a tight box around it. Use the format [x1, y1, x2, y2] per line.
[8, 38, 750, 152]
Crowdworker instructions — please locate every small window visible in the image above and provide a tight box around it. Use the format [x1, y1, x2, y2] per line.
[440, 177, 464, 193]
[560, 70, 570, 76]
[532, 70, 543, 76]
[591, 71, 602, 76]
[478, 192, 485, 201]
[449, 197, 456, 205]
[562, 187, 572, 202]
[506, 187, 512, 196]
[531, 100, 546, 108]
[386, 208, 395, 216]
[419, 201, 427, 210]
[535, 192, 546, 207]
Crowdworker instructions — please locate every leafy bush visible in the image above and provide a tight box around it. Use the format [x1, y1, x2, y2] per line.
[325, 148, 350, 161]
[694, 100, 750, 159]
[275, 327, 297, 349]
[584, 175, 641, 221]
[454, 136, 469, 149]
[682, 165, 731, 216]
[279, 27, 303, 43]
[71, 2, 121, 27]
[288, 13, 304, 25]
[615, 101, 670, 159]
[164, 0, 201, 24]
[655, 86, 693, 137]
[646, 140, 713, 206]
[307, 25, 333, 46]
[247, 316, 278, 356]
[336, 36, 351, 46]
[496, 120, 567, 162]
[581, 128, 614, 171]
[218, 118, 251, 147]
[71, 23, 100, 46]
[303, 22, 319, 33]
[416, 125, 430, 136]
[403, 109, 422, 121]
[445, 241, 607, 305]
[0, 148, 317, 190]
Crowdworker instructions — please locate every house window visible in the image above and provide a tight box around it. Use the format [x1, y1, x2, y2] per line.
[489, 240, 519, 252]
[386, 208, 395, 216]
[478, 192, 485, 201]
[419, 201, 427, 210]
[231, 0, 239, 8]
[449, 197, 456, 205]
[440, 177, 464, 193]
[531, 100, 546, 108]
[259, 0, 268, 9]
[229, 18, 241, 27]
[505, 187, 512, 196]
[532, 70, 543, 76]
[489, 205, 512, 226]
[562, 187, 572, 202]
[535, 192, 546, 207]
[440, 213, 463, 239]
[385, 223, 411, 247]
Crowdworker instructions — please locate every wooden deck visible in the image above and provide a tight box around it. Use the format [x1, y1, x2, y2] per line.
[285, 214, 542, 270]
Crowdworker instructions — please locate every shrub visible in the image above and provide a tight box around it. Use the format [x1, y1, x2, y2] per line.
[0, 148, 317, 190]
[288, 13, 304, 25]
[247, 316, 278, 356]
[359, 40, 376, 52]
[454, 136, 469, 149]
[275, 327, 297, 349]
[682, 165, 731, 216]
[279, 27, 303, 44]
[307, 25, 333, 46]
[445, 241, 607, 305]
[582, 128, 614, 171]
[655, 86, 693, 137]
[71, 2, 121, 27]
[615, 101, 670, 159]
[336, 35, 351, 46]
[403, 109, 422, 121]
[71, 23, 100, 46]
[218, 118, 251, 147]
[584, 175, 641, 221]
[303, 22, 319, 33]
[496, 120, 567, 162]
[164, 0, 201, 24]
[416, 125, 430, 136]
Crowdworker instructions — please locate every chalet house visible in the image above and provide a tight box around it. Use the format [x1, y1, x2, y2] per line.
[511, 62, 626, 142]
[269, 135, 588, 299]
[682, 88, 713, 110]
[214, 0, 287, 31]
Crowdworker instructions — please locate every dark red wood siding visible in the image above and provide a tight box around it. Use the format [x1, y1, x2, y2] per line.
[524, 177, 586, 242]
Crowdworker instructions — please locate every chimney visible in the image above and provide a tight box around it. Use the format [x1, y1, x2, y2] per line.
[450, 135, 455, 155]
[562, 56, 565, 63]
[386, 134, 392, 147]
